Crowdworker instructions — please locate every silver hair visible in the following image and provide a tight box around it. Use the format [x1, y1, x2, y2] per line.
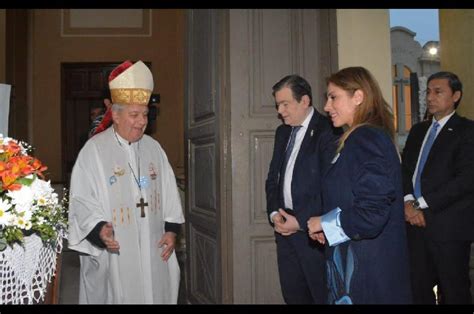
[111, 103, 125, 112]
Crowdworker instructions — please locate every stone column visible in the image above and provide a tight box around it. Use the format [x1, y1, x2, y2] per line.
[336, 9, 392, 106]
[439, 10, 474, 119]
[440, 10, 474, 303]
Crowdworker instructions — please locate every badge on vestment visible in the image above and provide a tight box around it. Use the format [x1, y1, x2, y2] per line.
[114, 165, 125, 176]
[109, 175, 117, 185]
[149, 163, 157, 180]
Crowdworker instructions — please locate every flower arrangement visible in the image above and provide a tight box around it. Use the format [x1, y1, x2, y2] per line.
[0, 134, 67, 251]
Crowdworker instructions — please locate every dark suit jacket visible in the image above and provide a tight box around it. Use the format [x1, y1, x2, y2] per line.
[401, 113, 474, 240]
[265, 108, 341, 231]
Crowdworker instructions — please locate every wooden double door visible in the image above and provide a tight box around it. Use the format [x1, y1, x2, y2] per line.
[61, 62, 121, 184]
[185, 9, 337, 303]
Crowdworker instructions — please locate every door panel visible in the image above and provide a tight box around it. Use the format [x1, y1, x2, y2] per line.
[229, 9, 337, 304]
[185, 9, 222, 304]
[61, 63, 120, 184]
[185, 9, 337, 304]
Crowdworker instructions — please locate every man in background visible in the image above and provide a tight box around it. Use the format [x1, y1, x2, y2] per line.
[402, 71, 474, 304]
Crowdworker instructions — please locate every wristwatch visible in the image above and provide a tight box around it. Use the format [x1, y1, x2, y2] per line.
[412, 200, 422, 211]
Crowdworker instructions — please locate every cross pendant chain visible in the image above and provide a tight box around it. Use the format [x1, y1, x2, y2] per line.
[136, 197, 148, 218]
[125, 142, 147, 218]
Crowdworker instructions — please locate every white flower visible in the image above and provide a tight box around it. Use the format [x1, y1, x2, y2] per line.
[37, 197, 48, 206]
[31, 178, 56, 205]
[24, 220, 32, 230]
[0, 134, 12, 145]
[0, 134, 12, 146]
[18, 209, 33, 222]
[0, 134, 67, 248]
[50, 192, 59, 204]
[18, 142, 29, 155]
[0, 200, 14, 227]
[7, 185, 34, 212]
[0, 199, 12, 212]
[13, 215, 27, 229]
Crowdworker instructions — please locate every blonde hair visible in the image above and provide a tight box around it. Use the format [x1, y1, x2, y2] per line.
[327, 67, 395, 152]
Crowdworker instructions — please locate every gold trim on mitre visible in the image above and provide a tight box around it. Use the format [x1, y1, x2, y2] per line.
[110, 88, 152, 106]
[109, 60, 154, 106]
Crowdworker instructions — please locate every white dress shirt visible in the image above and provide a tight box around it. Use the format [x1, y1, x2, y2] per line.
[270, 107, 314, 222]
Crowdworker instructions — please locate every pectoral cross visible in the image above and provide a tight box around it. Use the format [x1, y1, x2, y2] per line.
[136, 197, 148, 218]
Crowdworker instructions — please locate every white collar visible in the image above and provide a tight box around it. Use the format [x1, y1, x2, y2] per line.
[300, 107, 314, 129]
[112, 126, 138, 147]
[432, 110, 455, 130]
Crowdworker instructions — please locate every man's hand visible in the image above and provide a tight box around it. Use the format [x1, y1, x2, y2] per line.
[272, 212, 284, 225]
[404, 201, 426, 228]
[273, 209, 300, 236]
[99, 222, 120, 253]
[158, 232, 177, 261]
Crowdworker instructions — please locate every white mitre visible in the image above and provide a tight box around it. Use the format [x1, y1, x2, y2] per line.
[109, 60, 154, 106]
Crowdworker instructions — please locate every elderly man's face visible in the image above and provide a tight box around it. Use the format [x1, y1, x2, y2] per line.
[112, 104, 148, 143]
[274, 87, 310, 126]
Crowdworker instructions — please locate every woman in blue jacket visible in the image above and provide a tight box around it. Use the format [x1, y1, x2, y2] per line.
[307, 66, 411, 304]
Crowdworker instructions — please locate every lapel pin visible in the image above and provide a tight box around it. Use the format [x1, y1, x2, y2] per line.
[448, 128, 453, 131]
[310, 130, 314, 137]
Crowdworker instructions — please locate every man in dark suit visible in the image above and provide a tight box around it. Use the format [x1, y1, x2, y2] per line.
[401, 71, 474, 304]
[265, 75, 341, 304]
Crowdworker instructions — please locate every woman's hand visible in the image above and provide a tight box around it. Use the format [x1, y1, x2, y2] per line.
[307, 216, 325, 244]
[307, 216, 322, 234]
[309, 231, 326, 245]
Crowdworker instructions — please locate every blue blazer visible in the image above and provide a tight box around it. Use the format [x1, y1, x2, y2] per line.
[266, 109, 341, 231]
[322, 126, 411, 304]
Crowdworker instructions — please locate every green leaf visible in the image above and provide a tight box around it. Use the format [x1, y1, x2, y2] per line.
[16, 177, 35, 186]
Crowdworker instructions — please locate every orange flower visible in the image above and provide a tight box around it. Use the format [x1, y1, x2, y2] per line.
[16, 156, 35, 176]
[6, 141, 21, 153]
[1, 170, 21, 191]
[31, 158, 47, 178]
[2, 142, 21, 159]
[0, 148, 49, 191]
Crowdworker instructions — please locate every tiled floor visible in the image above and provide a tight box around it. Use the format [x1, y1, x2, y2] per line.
[59, 242, 474, 304]
[58, 247, 80, 304]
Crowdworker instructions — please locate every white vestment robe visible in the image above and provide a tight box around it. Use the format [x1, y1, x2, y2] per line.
[68, 127, 184, 304]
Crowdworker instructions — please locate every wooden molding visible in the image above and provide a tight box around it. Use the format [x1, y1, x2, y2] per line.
[61, 9, 152, 37]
